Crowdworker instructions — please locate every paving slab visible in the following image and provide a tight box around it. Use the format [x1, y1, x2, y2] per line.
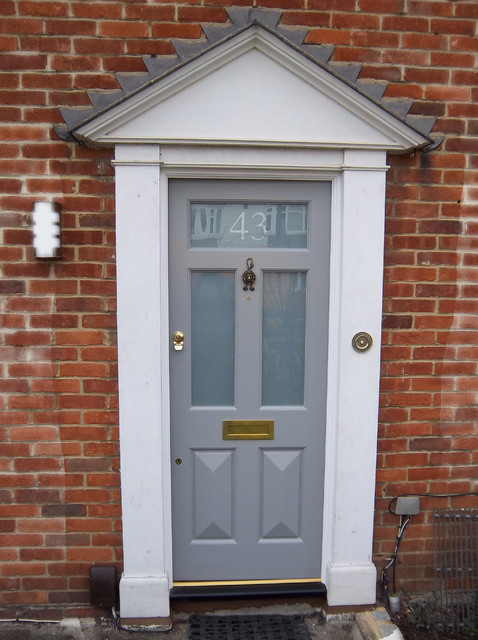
[355, 608, 403, 640]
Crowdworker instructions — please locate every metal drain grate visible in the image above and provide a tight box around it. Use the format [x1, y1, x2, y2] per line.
[189, 614, 312, 640]
[434, 508, 478, 633]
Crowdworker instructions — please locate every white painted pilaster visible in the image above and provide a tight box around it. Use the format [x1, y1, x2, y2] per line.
[115, 145, 171, 618]
[324, 150, 387, 605]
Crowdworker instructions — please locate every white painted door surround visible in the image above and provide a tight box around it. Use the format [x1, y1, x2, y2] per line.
[74, 24, 431, 620]
[114, 146, 386, 620]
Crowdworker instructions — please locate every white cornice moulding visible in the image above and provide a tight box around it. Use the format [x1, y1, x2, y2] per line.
[112, 145, 389, 174]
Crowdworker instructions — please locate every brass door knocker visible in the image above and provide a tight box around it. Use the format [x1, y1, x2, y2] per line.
[242, 258, 256, 291]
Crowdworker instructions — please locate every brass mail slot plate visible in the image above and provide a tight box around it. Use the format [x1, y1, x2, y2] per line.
[222, 420, 274, 440]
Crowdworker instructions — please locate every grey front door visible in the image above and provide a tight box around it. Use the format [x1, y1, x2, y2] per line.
[169, 179, 331, 582]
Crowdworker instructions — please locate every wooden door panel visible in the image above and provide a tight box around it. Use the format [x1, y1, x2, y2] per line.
[169, 179, 330, 582]
[261, 449, 303, 539]
[192, 449, 234, 540]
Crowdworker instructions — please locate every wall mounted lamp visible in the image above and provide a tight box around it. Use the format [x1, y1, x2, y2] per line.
[32, 201, 61, 259]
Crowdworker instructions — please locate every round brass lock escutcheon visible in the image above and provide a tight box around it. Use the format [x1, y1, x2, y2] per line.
[352, 331, 373, 353]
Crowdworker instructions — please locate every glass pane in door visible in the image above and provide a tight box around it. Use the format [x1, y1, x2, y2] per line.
[191, 271, 235, 406]
[190, 203, 308, 248]
[262, 272, 306, 406]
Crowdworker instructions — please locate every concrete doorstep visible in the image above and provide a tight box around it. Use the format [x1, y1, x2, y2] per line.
[0, 605, 403, 640]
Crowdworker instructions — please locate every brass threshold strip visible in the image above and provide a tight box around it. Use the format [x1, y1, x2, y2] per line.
[173, 578, 321, 587]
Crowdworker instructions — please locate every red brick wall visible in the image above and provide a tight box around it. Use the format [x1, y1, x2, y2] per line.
[0, 0, 477, 608]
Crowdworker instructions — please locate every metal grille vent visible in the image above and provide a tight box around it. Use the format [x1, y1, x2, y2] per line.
[434, 508, 478, 633]
[189, 614, 312, 640]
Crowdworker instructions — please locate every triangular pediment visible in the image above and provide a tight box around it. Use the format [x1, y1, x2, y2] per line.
[71, 23, 432, 153]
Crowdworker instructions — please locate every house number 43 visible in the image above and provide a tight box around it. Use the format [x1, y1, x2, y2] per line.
[230, 211, 269, 241]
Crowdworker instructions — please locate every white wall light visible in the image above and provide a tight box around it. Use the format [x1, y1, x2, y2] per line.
[32, 201, 61, 259]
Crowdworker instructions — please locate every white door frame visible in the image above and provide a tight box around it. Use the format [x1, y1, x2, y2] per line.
[114, 143, 386, 620]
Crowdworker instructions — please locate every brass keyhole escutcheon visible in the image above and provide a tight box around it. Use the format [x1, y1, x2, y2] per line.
[172, 330, 184, 351]
[352, 332, 373, 353]
[175, 458, 182, 465]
